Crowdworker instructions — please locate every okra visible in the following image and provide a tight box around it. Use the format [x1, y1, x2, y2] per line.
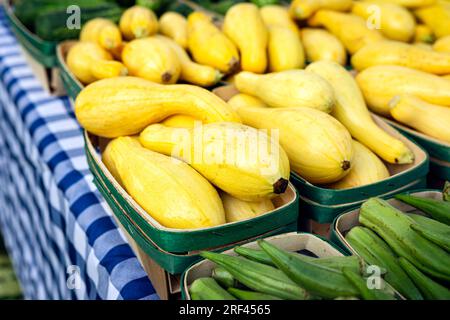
[409, 214, 450, 234]
[234, 246, 275, 266]
[346, 226, 423, 300]
[227, 288, 281, 300]
[399, 257, 450, 300]
[200, 251, 310, 300]
[258, 240, 359, 299]
[234, 246, 364, 273]
[411, 223, 450, 252]
[360, 198, 450, 281]
[342, 267, 395, 300]
[189, 278, 236, 300]
[395, 194, 450, 225]
[212, 267, 237, 288]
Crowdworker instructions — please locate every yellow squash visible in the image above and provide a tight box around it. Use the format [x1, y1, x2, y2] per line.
[267, 26, 305, 72]
[159, 12, 188, 49]
[356, 65, 450, 115]
[156, 35, 222, 87]
[413, 42, 433, 50]
[234, 70, 335, 113]
[80, 18, 122, 50]
[139, 122, 291, 201]
[301, 28, 347, 65]
[66, 42, 127, 85]
[307, 10, 385, 54]
[290, 0, 352, 20]
[220, 192, 275, 223]
[232, 106, 353, 184]
[74, 76, 241, 138]
[390, 95, 450, 143]
[109, 41, 127, 61]
[306, 61, 414, 164]
[351, 1, 416, 42]
[223, 3, 268, 73]
[351, 40, 450, 75]
[119, 5, 158, 40]
[328, 140, 390, 189]
[103, 137, 225, 229]
[161, 115, 198, 128]
[434, 36, 450, 53]
[228, 94, 267, 109]
[415, 1, 450, 38]
[187, 12, 239, 74]
[260, 5, 299, 34]
[414, 24, 435, 43]
[362, 0, 436, 7]
[122, 37, 181, 84]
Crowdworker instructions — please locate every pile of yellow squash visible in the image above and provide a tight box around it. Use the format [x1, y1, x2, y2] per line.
[69, 1, 450, 229]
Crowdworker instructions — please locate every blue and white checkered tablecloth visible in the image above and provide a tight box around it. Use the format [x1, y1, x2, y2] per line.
[0, 7, 158, 300]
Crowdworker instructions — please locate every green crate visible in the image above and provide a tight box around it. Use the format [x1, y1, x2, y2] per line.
[84, 131, 300, 254]
[429, 158, 450, 183]
[4, 2, 58, 68]
[330, 189, 442, 254]
[56, 41, 83, 100]
[383, 117, 450, 182]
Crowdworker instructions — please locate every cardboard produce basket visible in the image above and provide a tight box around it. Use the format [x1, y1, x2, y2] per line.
[56, 41, 83, 101]
[213, 85, 430, 227]
[330, 189, 442, 254]
[382, 117, 450, 184]
[181, 232, 345, 300]
[181, 231, 404, 300]
[85, 131, 300, 254]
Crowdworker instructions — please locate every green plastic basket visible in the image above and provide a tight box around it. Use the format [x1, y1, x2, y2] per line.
[85, 131, 300, 254]
[383, 117, 450, 182]
[4, 1, 58, 68]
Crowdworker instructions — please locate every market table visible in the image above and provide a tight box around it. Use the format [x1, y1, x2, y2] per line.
[0, 7, 159, 300]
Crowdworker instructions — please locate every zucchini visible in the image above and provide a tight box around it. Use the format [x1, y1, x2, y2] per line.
[189, 278, 236, 300]
[395, 194, 450, 225]
[250, 0, 280, 7]
[14, 0, 111, 31]
[35, 3, 123, 41]
[399, 257, 450, 300]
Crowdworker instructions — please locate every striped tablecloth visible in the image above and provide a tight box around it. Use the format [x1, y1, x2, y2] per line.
[0, 7, 158, 300]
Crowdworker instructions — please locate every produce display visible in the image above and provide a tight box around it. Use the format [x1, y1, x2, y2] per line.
[8, 0, 450, 301]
